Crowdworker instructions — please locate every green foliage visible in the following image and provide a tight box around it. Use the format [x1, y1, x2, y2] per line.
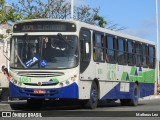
[0, 0, 124, 30]
[94, 15, 107, 28]
[0, 0, 22, 24]
[12, 0, 107, 27]
[0, 34, 4, 39]
[12, 0, 49, 20]
[6, 28, 11, 33]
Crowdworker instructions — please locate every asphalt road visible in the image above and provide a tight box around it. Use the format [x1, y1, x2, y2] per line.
[0, 97, 160, 119]
[0, 98, 160, 120]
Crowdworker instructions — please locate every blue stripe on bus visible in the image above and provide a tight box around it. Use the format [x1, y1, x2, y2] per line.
[101, 82, 154, 100]
[9, 82, 79, 99]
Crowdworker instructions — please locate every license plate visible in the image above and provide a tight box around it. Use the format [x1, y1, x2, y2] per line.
[34, 89, 46, 94]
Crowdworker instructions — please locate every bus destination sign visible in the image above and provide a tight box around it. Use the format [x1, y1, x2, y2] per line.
[13, 21, 76, 32]
[22, 25, 66, 31]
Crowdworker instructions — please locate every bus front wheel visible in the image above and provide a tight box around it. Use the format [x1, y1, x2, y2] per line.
[27, 99, 44, 108]
[86, 82, 99, 109]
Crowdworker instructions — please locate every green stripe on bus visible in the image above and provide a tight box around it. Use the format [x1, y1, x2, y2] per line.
[130, 66, 137, 75]
[121, 67, 155, 83]
[121, 72, 128, 81]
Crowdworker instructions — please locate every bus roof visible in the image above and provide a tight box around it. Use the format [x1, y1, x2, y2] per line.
[14, 19, 155, 45]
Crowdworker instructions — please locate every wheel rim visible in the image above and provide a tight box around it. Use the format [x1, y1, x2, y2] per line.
[91, 87, 97, 103]
[134, 89, 138, 102]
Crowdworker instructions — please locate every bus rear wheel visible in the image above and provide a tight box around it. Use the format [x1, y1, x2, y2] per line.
[86, 82, 99, 109]
[120, 99, 130, 106]
[129, 84, 139, 106]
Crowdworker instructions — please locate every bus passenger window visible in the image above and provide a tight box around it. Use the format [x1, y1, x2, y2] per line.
[135, 42, 142, 66]
[93, 33, 104, 62]
[142, 44, 148, 68]
[106, 36, 116, 63]
[148, 46, 155, 68]
[127, 40, 135, 66]
[117, 38, 126, 65]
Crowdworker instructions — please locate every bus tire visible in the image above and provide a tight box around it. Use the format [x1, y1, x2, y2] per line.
[129, 84, 139, 106]
[86, 82, 98, 109]
[120, 99, 130, 106]
[0, 88, 9, 101]
[27, 99, 44, 108]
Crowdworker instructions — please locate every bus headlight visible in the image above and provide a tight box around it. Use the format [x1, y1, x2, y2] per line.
[13, 80, 18, 84]
[18, 82, 22, 86]
[71, 75, 77, 81]
[65, 80, 70, 85]
[12, 79, 22, 86]
[60, 82, 64, 87]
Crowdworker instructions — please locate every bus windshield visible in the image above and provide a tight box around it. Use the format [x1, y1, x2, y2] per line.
[10, 35, 78, 69]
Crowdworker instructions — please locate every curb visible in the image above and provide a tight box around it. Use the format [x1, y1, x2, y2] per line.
[140, 95, 160, 100]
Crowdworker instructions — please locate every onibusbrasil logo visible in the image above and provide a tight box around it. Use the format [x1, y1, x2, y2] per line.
[1, 112, 42, 118]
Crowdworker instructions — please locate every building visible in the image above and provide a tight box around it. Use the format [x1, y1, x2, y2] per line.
[0, 42, 9, 89]
[0, 23, 12, 41]
[0, 23, 11, 89]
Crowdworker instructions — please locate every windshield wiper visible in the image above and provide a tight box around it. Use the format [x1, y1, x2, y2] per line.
[15, 50, 27, 68]
[57, 33, 73, 49]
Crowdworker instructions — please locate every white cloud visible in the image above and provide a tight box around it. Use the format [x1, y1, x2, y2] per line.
[122, 17, 156, 41]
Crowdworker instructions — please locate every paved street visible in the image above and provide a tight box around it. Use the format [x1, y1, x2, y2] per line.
[0, 96, 160, 120]
[0, 96, 160, 112]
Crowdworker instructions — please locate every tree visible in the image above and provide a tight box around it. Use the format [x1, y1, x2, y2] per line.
[75, 5, 106, 26]
[0, 0, 21, 24]
[12, 0, 124, 30]
[94, 15, 107, 28]
[6, 28, 11, 34]
[12, 0, 107, 27]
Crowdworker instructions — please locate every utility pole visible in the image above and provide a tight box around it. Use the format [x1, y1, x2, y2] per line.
[156, 0, 159, 92]
[71, 0, 74, 20]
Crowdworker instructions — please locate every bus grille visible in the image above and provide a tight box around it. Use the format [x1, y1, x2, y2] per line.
[23, 82, 59, 86]
[17, 71, 64, 77]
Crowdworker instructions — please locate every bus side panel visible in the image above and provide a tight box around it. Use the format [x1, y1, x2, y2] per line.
[139, 83, 154, 97]
[100, 82, 154, 100]
[79, 61, 96, 99]
[78, 80, 91, 99]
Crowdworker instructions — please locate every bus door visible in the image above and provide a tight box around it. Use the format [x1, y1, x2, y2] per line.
[79, 29, 94, 80]
[93, 33, 106, 81]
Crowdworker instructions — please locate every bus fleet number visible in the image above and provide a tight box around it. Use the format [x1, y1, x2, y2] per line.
[19, 77, 32, 83]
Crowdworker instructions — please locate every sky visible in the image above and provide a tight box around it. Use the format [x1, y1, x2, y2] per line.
[6, 0, 160, 43]
[77, 0, 159, 43]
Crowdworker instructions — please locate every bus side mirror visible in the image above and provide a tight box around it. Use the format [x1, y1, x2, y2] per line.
[85, 42, 89, 54]
[3, 35, 11, 61]
[3, 40, 8, 53]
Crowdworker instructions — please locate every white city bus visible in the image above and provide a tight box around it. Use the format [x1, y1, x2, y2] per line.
[3, 19, 156, 109]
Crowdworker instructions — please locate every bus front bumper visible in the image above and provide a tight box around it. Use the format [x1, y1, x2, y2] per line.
[9, 82, 79, 99]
